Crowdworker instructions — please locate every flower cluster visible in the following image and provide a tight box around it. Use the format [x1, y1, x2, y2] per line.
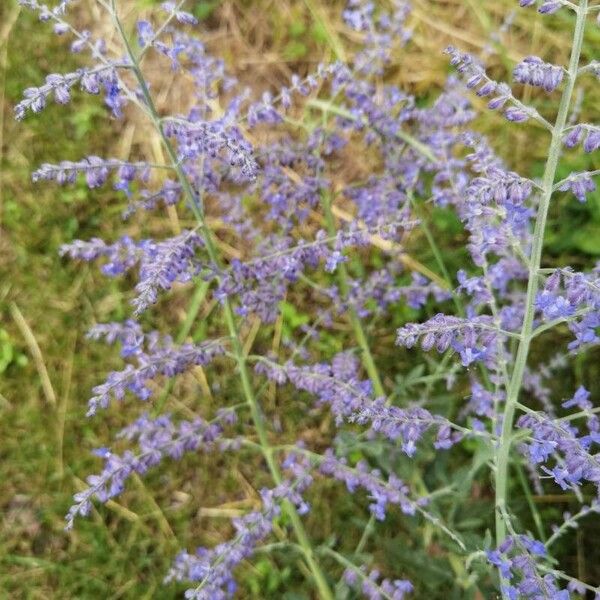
[133, 230, 205, 314]
[517, 396, 600, 493]
[350, 399, 464, 456]
[343, 0, 413, 75]
[33, 157, 153, 190]
[444, 46, 540, 124]
[536, 268, 600, 350]
[165, 506, 275, 599]
[62, 230, 205, 313]
[486, 535, 568, 599]
[563, 124, 600, 153]
[337, 269, 451, 319]
[66, 409, 236, 529]
[343, 567, 413, 600]
[255, 353, 376, 422]
[513, 56, 564, 93]
[87, 331, 225, 416]
[14, 63, 123, 121]
[396, 314, 503, 367]
[319, 449, 424, 520]
[164, 471, 313, 599]
[214, 224, 376, 321]
[557, 171, 597, 203]
[518, 1, 564, 15]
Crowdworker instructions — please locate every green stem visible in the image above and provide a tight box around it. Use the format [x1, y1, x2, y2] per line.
[302, 0, 346, 61]
[406, 190, 466, 318]
[545, 504, 596, 550]
[319, 547, 397, 600]
[110, 6, 333, 598]
[515, 462, 546, 543]
[321, 190, 386, 398]
[494, 0, 588, 586]
[153, 280, 209, 416]
[308, 98, 437, 163]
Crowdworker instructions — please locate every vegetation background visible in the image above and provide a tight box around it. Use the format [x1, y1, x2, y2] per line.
[1, 0, 599, 598]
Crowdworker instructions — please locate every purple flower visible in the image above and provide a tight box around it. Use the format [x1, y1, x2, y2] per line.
[518, 410, 600, 492]
[343, 0, 412, 75]
[396, 314, 503, 367]
[562, 386, 592, 411]
[133, 230, 204, 314]
[536, 290, 575, 320]
[344, 566, 413, 600]
[136, 20, 155, 48]
[504, 107, 529, 122]
[87, 320, 144, 357]
[563, 125, 600, 153]
[558, 171, 597, 202]
[514, 56, 563, 92]
[563, 125, 584, 148]
[66, 410, 235, 529]
[160, 2, 198, 26]
[350, 398, 462, 456]
[165, 471, 312, 599]
[538, 1, 561, 14]
[319, 449, 422, 519]
[487, 535, 568, 598]
[584, 128, 600, 153]
[15, 63, 122, 120]
[60, 235, 141, 275]
[87, 334, 225, 415]
[32, 157, 151, 189]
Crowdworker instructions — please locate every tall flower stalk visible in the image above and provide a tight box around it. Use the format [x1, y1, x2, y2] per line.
[494, 0, 588, 551]
[108, 2, 334, 597]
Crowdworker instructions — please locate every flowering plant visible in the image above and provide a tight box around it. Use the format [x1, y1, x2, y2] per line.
[16, 0, 600, 597]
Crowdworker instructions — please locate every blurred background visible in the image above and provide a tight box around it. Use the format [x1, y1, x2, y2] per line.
[1, 0, 599, 597]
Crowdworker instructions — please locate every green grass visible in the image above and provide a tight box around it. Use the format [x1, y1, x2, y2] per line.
[1, 0, 600, 598]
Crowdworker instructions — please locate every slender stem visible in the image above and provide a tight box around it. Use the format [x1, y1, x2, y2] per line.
[109, 6, 333, 598]
[545, 503, 599, 549]
[308, 98, 437, 163]
[302, 0, 346, 61]
[321, 190, 386, 398]
[319, 547, 399, 600]
[406, 190, 476, 333]
[407, 192, 455, 291]
[558, 405, 600, 422]
[554, 169, 600, 190]
[515, 462, 546, 543]
[354, 516, 375, 556]
[530, 306, 591, 339]
[539, 566, 600, 595]
[152, 279, 209, 416]
[221, 306, 333, 599]
[494, 0, 588, 587]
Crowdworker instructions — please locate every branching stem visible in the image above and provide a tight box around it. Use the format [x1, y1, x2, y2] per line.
[109, 4, 333, 597]
[321, 190, 386, 398]
[494, 3, 588, 595]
